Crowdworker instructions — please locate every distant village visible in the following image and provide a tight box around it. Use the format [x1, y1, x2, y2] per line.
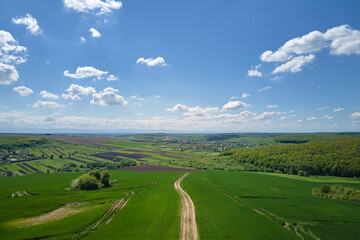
[0, 150, 40, 164]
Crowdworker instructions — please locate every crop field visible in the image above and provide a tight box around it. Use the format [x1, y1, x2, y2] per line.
[0, 170, 185, 240]
[182, 171, 360, 240]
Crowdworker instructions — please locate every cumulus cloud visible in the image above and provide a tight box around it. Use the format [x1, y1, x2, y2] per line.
[154, 94, 160, 98]
[64, 84, 96, 99]
[13, 86, 33, 96]
[40, 90, 59, 100]
[222, 101, 250, 111]
[183, 106, 219, 117]
[242, 93, 250, 98]
[80, 36, 86, 43]
[62, 94, 81, 101]
[247, 64, 262, 77]
[106, 74, 118, 81]
[0, 30, 27, 85]
[333, 107, 345, 112]
[12, 14, 42, 35]
[272, 54, 315, 74]
[351, 112, 360, 119]
[261, 31, 325, 62]
[166, 104, 188, 112]
[91, 87, 128, 106]
[64, 66, 108, 79]
[0, 63, 19, 85]
[136, 57, 167, 66]
[33, 100, 65, 108]
[89, 28, 101, 37]
[307, 117, 318, 121]
[324, 25, 360, 55]
[64, 0, 122, 15]
[258, 25, 360, 75]
[267, 104, 278, 108]
[253, 111, 275, 120]
[258, 86, 272, 92]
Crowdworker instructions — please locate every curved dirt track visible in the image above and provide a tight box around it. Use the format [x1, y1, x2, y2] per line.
[174, 173, 198, 240]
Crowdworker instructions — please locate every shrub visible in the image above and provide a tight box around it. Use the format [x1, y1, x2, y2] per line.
[76, 174, 99, 190]
[71, 170, 115, 190]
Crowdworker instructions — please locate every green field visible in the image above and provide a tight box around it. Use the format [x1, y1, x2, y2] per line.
[0, 171, 184, 240]
[182, 171, 360, 240]
[1, 133, 360, 239]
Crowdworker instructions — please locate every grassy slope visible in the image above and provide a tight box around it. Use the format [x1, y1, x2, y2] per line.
[85, 171, 183, 240]
[182, 171, 360, 240]
[0, 171, 183, 240]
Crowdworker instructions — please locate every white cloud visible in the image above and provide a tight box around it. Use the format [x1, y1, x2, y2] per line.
[106, 74, 118, 81]
[154, 94, 160, 98]
[351, 112, 360, 119]
[316, 106, 328, 111]
[65, 84, 96, 96]
[80, 36, 86, 43]
[307, 117, 318, 121]
[261, 31, 325, 62]
[166, 104, 188, 112]
[279, 116, 287, 120]
[257, 86, 272, 92]
[259, 25, 360, 75]
[323, 115, 334, 120]
[62, 94, 81, 101]
[91, 87, 128, 106]
[230, 96, 238, 99]
[241, 93, 251, 98]
[33, 100, 65, 108]
[222, 101, 250, 111]
[247, 64, 262, 77]
[267, 104, 278, 108]
[0, 30, 27, 85]
[183, 106, 219, 117]
[253, 111, 275, 120]
[270, 76, 283, 82]
[13, 86, 33, 96]
[89, 28, 101, 38]
[324, 25, 360, 55]
[64, 66, 108, 79]
[12, 14, 42, 35]
[333, 107, 345, 112]
[64, 0, 122, 15]
[296, 120, 303, 123]
[272, 54, 315, 74]
[0, 63, 19, 85]
[136, 57, 167, 66]
[40, 90, 59, 100]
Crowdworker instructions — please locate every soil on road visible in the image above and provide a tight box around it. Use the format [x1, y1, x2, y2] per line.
[174, 173, 198, 240]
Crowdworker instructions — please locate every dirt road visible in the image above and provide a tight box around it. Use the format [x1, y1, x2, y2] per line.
[174, 173, 198, 240]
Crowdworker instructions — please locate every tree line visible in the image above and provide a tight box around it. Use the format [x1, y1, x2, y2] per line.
[221, 138, 360, 177]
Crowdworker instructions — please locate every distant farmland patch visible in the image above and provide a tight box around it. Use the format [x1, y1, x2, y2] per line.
[92, 152, 150, 161]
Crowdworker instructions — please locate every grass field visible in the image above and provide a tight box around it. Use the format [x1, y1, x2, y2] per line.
[182, 171, 360, 240]
[0, 171, 184, 240]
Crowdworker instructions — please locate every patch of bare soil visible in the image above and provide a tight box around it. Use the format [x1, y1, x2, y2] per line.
[92, 152, 150, 161]
[7, 204, 89, 228]
[113, 165, 200, 172]
[174, 173, 198, 240]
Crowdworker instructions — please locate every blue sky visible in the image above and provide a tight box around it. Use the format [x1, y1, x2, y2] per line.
[0, 0, 360, 133]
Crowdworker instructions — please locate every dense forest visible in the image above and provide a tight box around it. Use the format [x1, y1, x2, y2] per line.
[221, 138, 360, 177]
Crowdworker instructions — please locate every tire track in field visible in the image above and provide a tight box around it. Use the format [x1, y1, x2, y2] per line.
[174, 173, 198, 240]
